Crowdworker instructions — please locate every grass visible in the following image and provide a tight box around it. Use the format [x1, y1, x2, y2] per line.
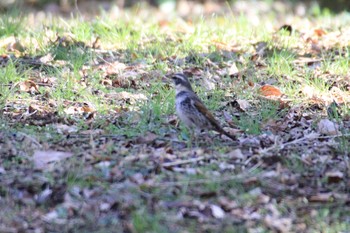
[0, 9, 23, 37]
[0, 2, 350, 232]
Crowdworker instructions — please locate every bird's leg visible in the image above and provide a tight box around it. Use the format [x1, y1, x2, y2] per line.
[193, 128, 206, 147]
[181, 126, 194, 149]
[202, 130, 214, 144]
[189, 128, 196, 149]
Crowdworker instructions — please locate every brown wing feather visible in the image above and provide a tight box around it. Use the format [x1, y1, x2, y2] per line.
[192, 98, 236, 140]
[193, 99, 221, 130]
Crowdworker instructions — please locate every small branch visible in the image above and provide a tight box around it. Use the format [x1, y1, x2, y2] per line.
[259, 132, 350, 156]
[162, 157, 207, 168]
[153, 161, 262, 187]
[259, 132, 320, 155]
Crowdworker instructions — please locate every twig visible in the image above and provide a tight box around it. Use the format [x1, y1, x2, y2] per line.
[152, 161, 262, 187]
[259, 133, 320, 155]
[162, 157, 207, 168]
[259, 132, 350, 155]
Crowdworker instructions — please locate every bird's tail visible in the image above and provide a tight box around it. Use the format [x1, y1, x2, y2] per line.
[222, 130, 236, 141]
[215, 126, 236, 141]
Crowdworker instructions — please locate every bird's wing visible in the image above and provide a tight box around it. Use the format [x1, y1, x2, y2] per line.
[191, 97, 223, 131]
[192, 96, 236, 141]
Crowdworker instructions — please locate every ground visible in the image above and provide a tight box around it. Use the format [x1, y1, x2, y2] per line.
[0, 1, 349, 232]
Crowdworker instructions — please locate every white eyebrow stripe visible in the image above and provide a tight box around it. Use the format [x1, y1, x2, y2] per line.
[174, 74, 186, 81]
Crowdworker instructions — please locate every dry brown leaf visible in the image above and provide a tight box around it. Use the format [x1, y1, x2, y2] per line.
[64, 106, 79, 115]
[0, 36, 25, 53]
[210, 204, 225, 219]
[225, 148, 244, 160]
[218, 197, 237, 211]
[309, 193, 333, 202]
[8, 39, 25, 52]
[54, 124, 79, 134]
[264, 215, 292, 233]
[183, 67, 202, 76]
[81, 105, 95, 113]
[158, 19, 170, 28]
[19, 80, 40, 93]
[42, 210, 61, 223]
[33, 150, 73, 171]
[250, 53, 259, 61]
[101, 78, 112, 86]
[106, 61, 127, 75]
[317, 119, 339, 135]
[167, 115, 178, 126]
[92, 36, 101, 49]
[229, 62, 239, 76]
[236, 99, 250, 112]
[211, 40, 240, 52]
[39, 53, 54, 63]
[311, 42, 322, 53]
[325, 171, 344, 183]
[314, 29, 327, 37]
[135, 132, 158, 144]
[80, 129, 105, 135]
[258, 84, 283, 98]
[108, 91, 147, 103]
[0, 36, 16, 48]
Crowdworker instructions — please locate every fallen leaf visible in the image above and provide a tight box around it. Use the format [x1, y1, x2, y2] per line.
[106, 61, 127, 75]
[311, 42, 322, 53]
[39, 53, 54, 63]
[210, 204, 225, 219]
[64, 106, 79, 115]
[218, 197, 238, 211]
[264, 215, 292, 233]
[81, 105, 96, 120]
[0, 36, 16, 48]
[236, 99, 250, 112]
[108, 91, 147, 104]
[135, 132, 158, 144]
[8, 39, 25, 52]
[317, 119, 339, 135]
[225, 148, 244, 159]
[167, 115, 178, 125]
[210, 40, 240, 52]
[309, 193, 333, 202]
[19, 80, 40, 93]
[54, 124, 78, 134]
[35, 188, 53, 204]
[258, 84, 283, 98]
[42, 210, 60, 222]
[325, 171, 343, 183]
[80, 129, 105, 135]
[92, 36, 101, 49]
[33, 150, 73, 170]
[99, 202, 111, 212]
[183, 67, 202, 76]
[314, 29, 326, 37]
[101, 78, 112, 86]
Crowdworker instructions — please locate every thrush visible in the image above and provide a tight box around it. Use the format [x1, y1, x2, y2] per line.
[171, 73, 236, 141]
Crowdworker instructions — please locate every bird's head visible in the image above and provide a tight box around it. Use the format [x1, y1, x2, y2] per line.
[171, 73, 194, 93]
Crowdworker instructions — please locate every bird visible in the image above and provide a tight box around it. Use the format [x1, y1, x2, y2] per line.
[171, 73, 236, 141]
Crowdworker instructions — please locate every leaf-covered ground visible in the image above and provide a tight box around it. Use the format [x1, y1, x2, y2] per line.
[0, 1, 350, 232]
